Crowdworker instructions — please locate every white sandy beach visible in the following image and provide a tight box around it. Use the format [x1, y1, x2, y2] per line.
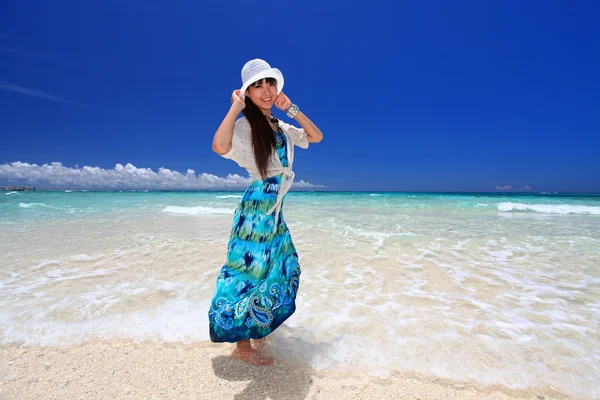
[0, 339, 570, 400]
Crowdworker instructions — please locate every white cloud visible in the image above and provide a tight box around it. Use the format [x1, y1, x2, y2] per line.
[495, 185, 533, 191]
[292, 179, 321, 189]
[0, 83, 89, 108]
[0, 161, 324, 190]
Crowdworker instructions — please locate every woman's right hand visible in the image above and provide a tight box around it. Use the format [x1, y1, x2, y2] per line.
[231, 90, 245, 111]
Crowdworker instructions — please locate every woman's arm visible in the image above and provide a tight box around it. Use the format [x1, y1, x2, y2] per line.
[212, 90, 245, 155]
[275, 92, 323, 143]
[292, 111, 323, 143]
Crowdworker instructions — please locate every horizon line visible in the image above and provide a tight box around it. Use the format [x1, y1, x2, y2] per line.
[3, 188, 599, 195]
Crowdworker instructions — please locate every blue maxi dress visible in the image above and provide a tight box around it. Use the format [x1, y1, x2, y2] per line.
[208, 129, 301, 343]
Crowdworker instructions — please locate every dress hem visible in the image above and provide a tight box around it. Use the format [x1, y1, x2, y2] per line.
[209, 302, 297, 343]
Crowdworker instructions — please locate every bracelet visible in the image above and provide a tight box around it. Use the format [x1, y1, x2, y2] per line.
[285, 103, 300, 118]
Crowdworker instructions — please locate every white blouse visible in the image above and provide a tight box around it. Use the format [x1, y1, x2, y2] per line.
[220, 116, 309, 232]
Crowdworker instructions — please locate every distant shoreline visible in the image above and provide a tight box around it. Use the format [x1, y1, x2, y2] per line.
[3, 188, 599, 195]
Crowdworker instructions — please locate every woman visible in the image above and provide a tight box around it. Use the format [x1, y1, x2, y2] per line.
[209, 59, 323, 365]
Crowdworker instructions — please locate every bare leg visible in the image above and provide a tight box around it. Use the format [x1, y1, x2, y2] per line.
[231, 339, 274, 366]
[252, 337, 267, 349]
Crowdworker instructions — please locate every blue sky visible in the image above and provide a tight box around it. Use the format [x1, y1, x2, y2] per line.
[0, 1, 598, 192]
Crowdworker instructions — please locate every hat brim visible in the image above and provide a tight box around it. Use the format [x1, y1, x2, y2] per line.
[240, 68, 284, 100]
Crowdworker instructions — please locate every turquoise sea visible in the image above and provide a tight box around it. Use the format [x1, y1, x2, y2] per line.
[1, 190, 599, 399]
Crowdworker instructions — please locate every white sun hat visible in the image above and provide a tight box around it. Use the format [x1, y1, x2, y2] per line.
[239, 59, 284, 99]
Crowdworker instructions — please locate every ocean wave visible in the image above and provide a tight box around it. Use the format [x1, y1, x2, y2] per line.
[162, 205, 234, 215]
[498, 202, 600, 215]
[215, 195, 242, 199]
[0, 290, 211, 347]
[5, 191, 20, 195]
[18, 202, 55, 209]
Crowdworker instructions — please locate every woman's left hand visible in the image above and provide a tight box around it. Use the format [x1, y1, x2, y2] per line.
[275, 92, 292, 111]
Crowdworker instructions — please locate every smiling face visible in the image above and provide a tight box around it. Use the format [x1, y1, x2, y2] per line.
[245, 78, 278, 112]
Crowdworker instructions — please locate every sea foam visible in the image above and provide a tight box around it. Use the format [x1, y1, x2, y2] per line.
[498, 202, 600, 215]
[162, 205, 234, 215]
[19, 202, 54, 208]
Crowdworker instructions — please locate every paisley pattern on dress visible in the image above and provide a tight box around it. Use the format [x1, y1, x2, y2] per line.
[208, 129, 301, 343]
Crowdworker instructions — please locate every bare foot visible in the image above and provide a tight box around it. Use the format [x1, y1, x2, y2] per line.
[252, 337, 267, 350]
[231, 347, 274, 366]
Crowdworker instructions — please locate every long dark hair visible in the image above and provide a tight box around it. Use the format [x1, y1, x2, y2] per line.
[241, 86, 276, 180]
